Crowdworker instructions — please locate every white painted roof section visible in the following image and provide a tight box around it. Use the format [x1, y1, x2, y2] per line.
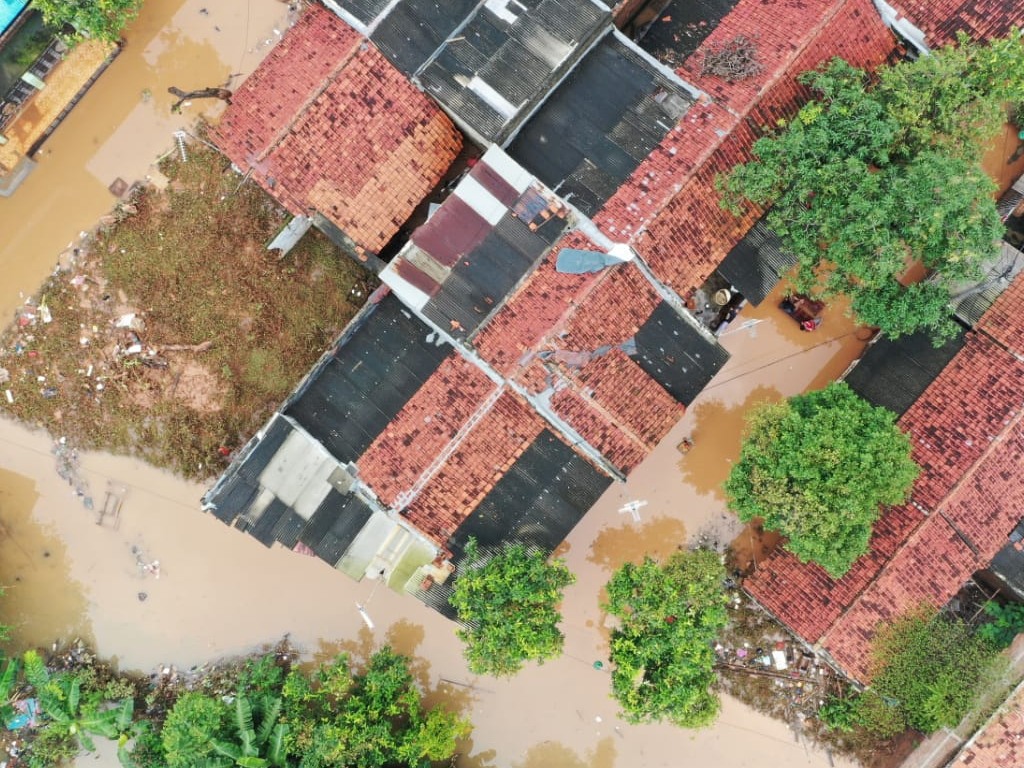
[480, 144, 534, 193]
[871, 0, 929, 52]
[453, 173, 507, 225]
[467, 75, 520, 119]
[380, 261, 431, 311]
[259, 429, 336, 519]
[484, 0, 520, 24]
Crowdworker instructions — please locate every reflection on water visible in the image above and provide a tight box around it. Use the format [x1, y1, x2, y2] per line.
[0, 467, 92, 650]
[514, 737, 617, 768]
[587, 516, 686, 571]
[680, 385, 781, 498]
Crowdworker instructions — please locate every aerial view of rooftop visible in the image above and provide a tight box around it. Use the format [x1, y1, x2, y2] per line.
[1, 0, 1024, 766]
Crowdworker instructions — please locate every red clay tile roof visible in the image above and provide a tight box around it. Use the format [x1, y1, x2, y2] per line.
[952, 680, 1024, 768]
[356, 354, 495, 506]
[820, 515, 980, 681]
[977, 268, 1024, 358]
[472, 232, 686, 475]
[746, 323, 1024, 681]
[558, 263, 662, 352]
[940, 416, 1024, 562]
[212, 4, 462, 255]
[898, 333, 1024, 511]
[887, 0, 1023, 47]
[472, 231, 604, 375]
[596, 0, 895, 296]
[744, 502, 926, 643]
[402, 390, 546, 544]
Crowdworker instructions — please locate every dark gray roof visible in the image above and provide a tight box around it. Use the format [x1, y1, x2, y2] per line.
[843, 328, 967, 416]
[630, 301, 730, 405]
[369, 0, 479, 78]
[422, 210, 564, 338]
[332, 0, 391, 26]
[952, 242, 1024, 327]
[507, 32, 694, 216]
[203, 416, 378, 566]
[635, 0, 743, 68]
[414, 428, 612, 619]
[283, 294, 451, 461]
[989, 519, 1024, 601]
[715, 220, 797, 305]
[415, 0, 610, 142]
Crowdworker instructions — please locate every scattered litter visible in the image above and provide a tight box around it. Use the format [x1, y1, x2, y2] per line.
[5, 699, 39, 731]
[52, 439, 93, 510]
[138, 592, 148, 602]
[4, 390, 12, 404]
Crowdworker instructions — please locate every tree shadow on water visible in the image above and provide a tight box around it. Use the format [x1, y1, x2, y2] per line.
[586, 516, 687, 571]
[513, 736, 617, 768]
[679, 385, 781, 497]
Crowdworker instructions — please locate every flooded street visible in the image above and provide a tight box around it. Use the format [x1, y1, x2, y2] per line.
[0, 2, 873, 765]
[0, 279, 867, 767]
[0, 0, 292, 322]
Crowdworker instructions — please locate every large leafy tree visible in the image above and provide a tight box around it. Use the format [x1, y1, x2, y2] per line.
[603, 549, 728, 729]
[720, 33, 1024, 341]
[449, 539, 575, 677]
[32, 0, 143, 43]
[725, 382, 918, 577]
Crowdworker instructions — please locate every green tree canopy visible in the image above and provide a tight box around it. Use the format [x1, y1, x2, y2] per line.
[32, 0, 143, 43]
[449, 539, 576, 677]
[720, 33, 1024, 341]
[281, 646, 469, 768]
[724, 382, 919, 577]
[858, 605, 1001, 734]
[603, 549, 728, 728]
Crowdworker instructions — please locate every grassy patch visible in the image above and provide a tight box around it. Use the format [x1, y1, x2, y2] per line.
[0, 138, 374, 479]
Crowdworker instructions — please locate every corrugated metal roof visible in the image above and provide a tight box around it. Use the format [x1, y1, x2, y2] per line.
[368, 0, 479, 77]
[630, 301, 730, 405]
[412, 0, 610, 142]
[843, 328, 968, 415]
[507, 33, 694, 217]
[284, 295, 451, 462]
[715, 220, 797, 305]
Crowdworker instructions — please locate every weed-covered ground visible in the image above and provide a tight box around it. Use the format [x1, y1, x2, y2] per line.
[0, 138, 374, 479]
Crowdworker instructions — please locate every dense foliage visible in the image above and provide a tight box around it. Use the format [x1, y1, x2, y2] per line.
[603, 549, 728, 728]
[449, 539, 575, 677]
[977, 601, 1024, 648]
[158, 647, 468, 768]
[32, 0, 143, 42]
[725, 382, 919, 577]
[860, 606, 1000, 734]
[22, 650, 135, 768]
[720, 33, 1024, 341]
[9, 644, 467, 768]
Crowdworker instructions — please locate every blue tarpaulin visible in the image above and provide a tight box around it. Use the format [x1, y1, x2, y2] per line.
[555, 249, 619, 274]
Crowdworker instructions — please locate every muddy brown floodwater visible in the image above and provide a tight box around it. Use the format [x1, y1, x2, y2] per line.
[0, 290, 869, 768]
[1, 2, 872, 765]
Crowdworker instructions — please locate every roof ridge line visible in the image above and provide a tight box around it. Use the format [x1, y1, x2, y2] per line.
[933, 404, 1024, 554]
[820, 403, 1024, 651]
[543, 357, 652, 456]
[253, 32, 365, 165]
[394, 383, 505, 512]
[626, 0, 870, 244]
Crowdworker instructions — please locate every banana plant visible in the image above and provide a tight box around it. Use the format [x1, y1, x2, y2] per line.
[0, 653, 20, 725]
[23, 649, 134, 752]
[205, 695, 289, 768]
